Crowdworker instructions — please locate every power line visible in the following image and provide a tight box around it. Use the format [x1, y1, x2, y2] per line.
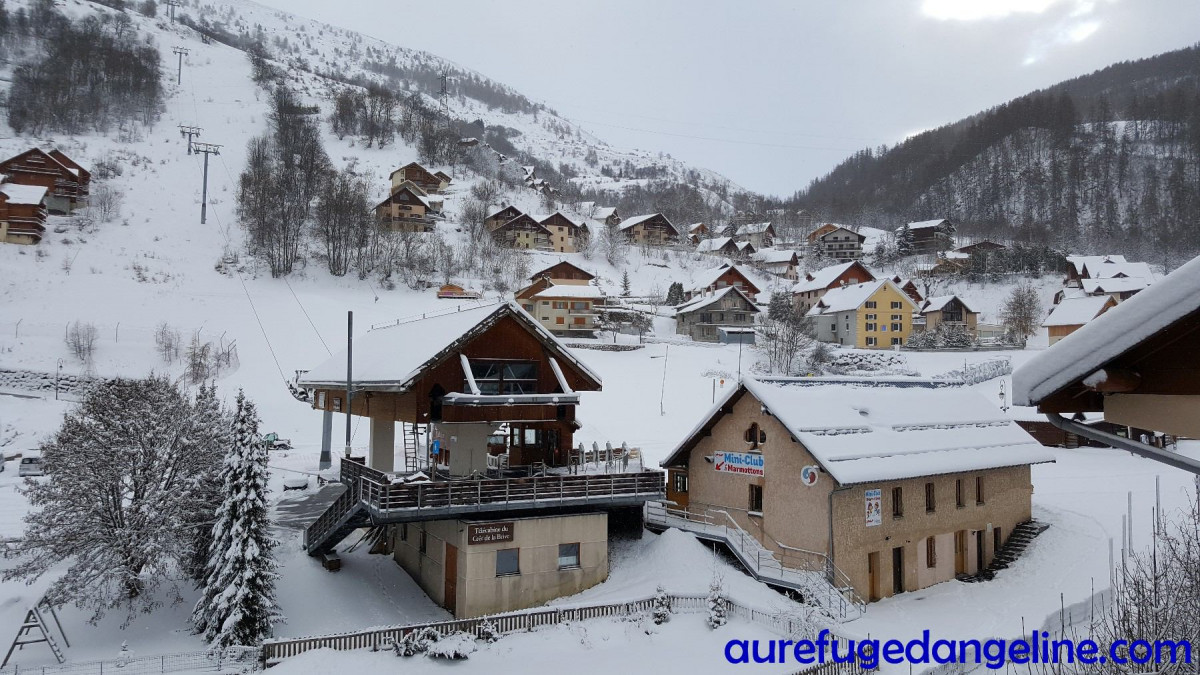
[283, 276, 332, 355]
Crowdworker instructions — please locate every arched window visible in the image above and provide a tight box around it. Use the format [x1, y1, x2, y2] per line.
[744, 423, 766, 449]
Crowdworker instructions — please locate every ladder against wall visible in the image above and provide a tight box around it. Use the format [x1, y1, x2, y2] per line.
[2, 598, 69, 668]
[402, 422, 430, 473]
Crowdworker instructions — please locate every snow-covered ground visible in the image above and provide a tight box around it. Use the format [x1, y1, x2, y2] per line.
[0, 1, 1188, 673]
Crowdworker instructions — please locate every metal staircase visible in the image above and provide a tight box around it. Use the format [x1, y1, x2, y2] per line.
[644, 503, 865, 621]
[958, 520, 1049, 583]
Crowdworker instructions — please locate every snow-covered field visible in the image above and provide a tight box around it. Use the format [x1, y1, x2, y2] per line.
[0, 1, 1189, 674]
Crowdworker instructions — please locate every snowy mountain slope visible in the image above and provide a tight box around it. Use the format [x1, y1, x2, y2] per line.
[178, 0, 748, 209]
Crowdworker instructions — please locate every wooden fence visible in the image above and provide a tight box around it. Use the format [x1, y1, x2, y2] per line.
[261, 593, 873, 674]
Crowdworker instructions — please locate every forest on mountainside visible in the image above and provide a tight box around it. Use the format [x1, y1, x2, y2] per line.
[787, 44, 1200, 270]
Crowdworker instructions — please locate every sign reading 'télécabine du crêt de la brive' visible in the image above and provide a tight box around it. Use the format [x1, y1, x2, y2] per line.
[468, 522, 515, 545]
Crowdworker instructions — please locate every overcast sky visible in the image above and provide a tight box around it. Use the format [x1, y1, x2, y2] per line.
[259, 0, 1200, 197]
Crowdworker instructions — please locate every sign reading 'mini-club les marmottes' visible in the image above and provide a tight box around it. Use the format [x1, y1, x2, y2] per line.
[714, 451, 765, 477]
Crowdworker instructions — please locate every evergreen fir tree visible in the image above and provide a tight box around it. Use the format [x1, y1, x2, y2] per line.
[192, 390, 281, 647]
[652, 585, 670, 625]
[707, 578, 727, 629]
[621, 269, 631, 297]
[896, 225, 915, 257]
[664, 282, 685, 306]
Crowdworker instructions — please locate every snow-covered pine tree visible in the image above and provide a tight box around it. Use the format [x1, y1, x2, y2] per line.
[621, 269, 631, 297]
[185, 382, 231, 581]
[191, 390, 281, 648]
[707, 578, 727, 629]
[652, 585, 670, 625]
[896, 224, 916, 257]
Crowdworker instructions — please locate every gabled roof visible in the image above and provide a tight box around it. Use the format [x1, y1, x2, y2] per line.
[298, 301, 601, 391]
[920, 294, 974, 314]
[495, 213, 552, 234]
[531, 283, 605, 300]
[1041, 295, 1114, 327]
[792, 261, 875, 295]
[674, 286, 759, 315]
[0, 183, 48, 205]
[735, 241, 755, 252]
[1015, 253, 1200, 406]
[662, 378, 1053, 485]
[697, 237, 735, 253]
[751, 248, 799, 265]
[1080, 277, 1151, 295]
[389, 162, 438, 181]
[1086, 261, 1154, 281]
[1066, 254, 1125, 276]
[817, 225, 865, 242]
[688, 223, 707, 233]
[486, 205, 523, 220]
[593, 206, 617, 220]
[691, 264, 761, 296]
[538, 211, 584, 228]
[529, 260, 595, 281]
[48, 149, 89, 178]
[904, 219, 951, 231]
[0, 148, 78, 179]
[807, 279, 914, 316]
[735, 222, 774, 236]
[618, 213, 678, 235]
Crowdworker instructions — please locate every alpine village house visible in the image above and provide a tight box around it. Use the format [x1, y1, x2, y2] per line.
[658, 377, 1053, 607]
[297, 301, 663, 618]
[807, 278, 919, 349]
[515, 262, 604, 336]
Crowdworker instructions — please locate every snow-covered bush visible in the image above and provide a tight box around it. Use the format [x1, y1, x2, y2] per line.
[826, 350, 916, 376]
[937, 322, 975, 348]
[395, 627, 442, 657]
[707, 579, 727, 629]
[426, 632, 476, 660]
[905, 329, 937, 349]
[475, 620, 499, 644]
[939, 358, 1012, 385]
[652, 585, 671, 625]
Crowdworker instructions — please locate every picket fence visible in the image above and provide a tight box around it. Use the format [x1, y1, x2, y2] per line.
[0, 648, 260, 675]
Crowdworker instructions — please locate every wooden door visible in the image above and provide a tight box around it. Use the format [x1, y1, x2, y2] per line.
[954, 531, 967, 574]
[975, 531, 985, 573]
[444, 543, 458, 615]
[867, 552, 880, 601]
[891, 546, 904, 595]
[993, 527, 1002, 561]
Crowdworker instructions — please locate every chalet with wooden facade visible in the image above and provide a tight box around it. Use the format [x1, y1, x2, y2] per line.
[529, 261, 595, 285]
[1015, 252, 1200, 450]
[1042, 295, 1116, 345]
[734, 222, 775, 250]
[687, 223, 709, 245]
[485, 205, 524, 232]
[657, 378, 1053, 607]
[389, 162, 446, 193]
[791, 261, 875, 314]
[750, 248, 800, 281]
[515, 277, 604, 336]
[674, 286, 759, 343]
[696, 237, 744, 258]
[0, 148, 89, 214]
[433, 170, 453, 190]
[297, 301, 663, 617]
[807, 223, 839, 244]
[1079, 277, 1151, 304]
[807, 279, 918, 349]
[0, 183, 49, 245]
[375, 183, 439, 233]
[955, 241, 1006, 257]
[578, 203, 620, 227]
[814, 225, 866, 262]
[618, 213, 678, 246]
[902, 219, 956, 255]
[915, 295, 979, 336]
[686, 264, 761, 302]
[538, 211, 589, 253]
[891, 276, 924, 305]
[492, 213, 553, 251]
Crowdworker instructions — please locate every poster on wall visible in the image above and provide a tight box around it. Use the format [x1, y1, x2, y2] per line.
[865, 488, 882, 527]
[713, 451, 765, 477]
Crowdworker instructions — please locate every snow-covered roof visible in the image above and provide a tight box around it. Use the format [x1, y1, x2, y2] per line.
[817, 225, 864, 241]
[593, 206, 616, 220]
[674, 286, 758, 315]
[1066, 254, 1125, 275]
[691, 264, 756, 294]
[617, 213, 657, 231]
[697, 237, 734, 253]
[904, 219, 949, 231]
[735, 222, 773, 236]
[688, 223, 707, 233]
[1014, 253, 1200, 407]
[486, 205, 522, 220]
[792, 262, 870, 294]
[665, 379, 1054, 485]
[1040, 295, 1113, 327]
[751, 248, 798, 265]
[0, 183, 48, 205]
[1086, 261, 1154, 281]
[298, 300, 601, 390]
[920, 295, 974, 314]
[807, 279, 911, 316]
[1080, 277, 1150, 295]
[735, 241, 754, 251]
[531, 283, 605, 299]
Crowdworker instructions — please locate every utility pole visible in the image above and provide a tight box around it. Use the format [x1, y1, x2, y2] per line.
[437, 69, 451, 125]
[345, 311, 354, 459]
[163, 0, 179, 23]
[190, 142, 221, 224]
[178, 125, 201, 153]
[172, 46, 189, 85]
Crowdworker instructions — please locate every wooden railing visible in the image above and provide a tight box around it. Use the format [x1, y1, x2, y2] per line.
[261, 593, 874, 673]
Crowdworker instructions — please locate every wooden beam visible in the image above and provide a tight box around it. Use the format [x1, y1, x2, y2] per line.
[1085, 367, 1142, 393]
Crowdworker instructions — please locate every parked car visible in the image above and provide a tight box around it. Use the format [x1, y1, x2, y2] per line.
[262, 433, 293, 451]
[18, 457, 43, 477]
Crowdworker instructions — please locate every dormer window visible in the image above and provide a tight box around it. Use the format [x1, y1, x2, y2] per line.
[744, 423, 766, 449]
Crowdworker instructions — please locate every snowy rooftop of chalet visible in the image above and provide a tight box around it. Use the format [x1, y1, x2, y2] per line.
[674, 286, 758, 315]
[1080, 277, 1151, 294]
[1014, 253, 1200, 407]
[665, 378, 1053, 484]
[807, 279, 910, 316]
[1085, 261, 1154, 281]
[298, 300, 600, 390]
[920, 295, 974, 314]
[697, 237, 733, 253]
[531, 283, 605, 299]
[792, 262, 869, 294]
[0, 183, 47, 204]
[904, 219, 949, 230]
[1040, 295, 1113, 327]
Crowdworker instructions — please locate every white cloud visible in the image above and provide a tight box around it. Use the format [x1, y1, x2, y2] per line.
[920, 0, 1065, 21]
